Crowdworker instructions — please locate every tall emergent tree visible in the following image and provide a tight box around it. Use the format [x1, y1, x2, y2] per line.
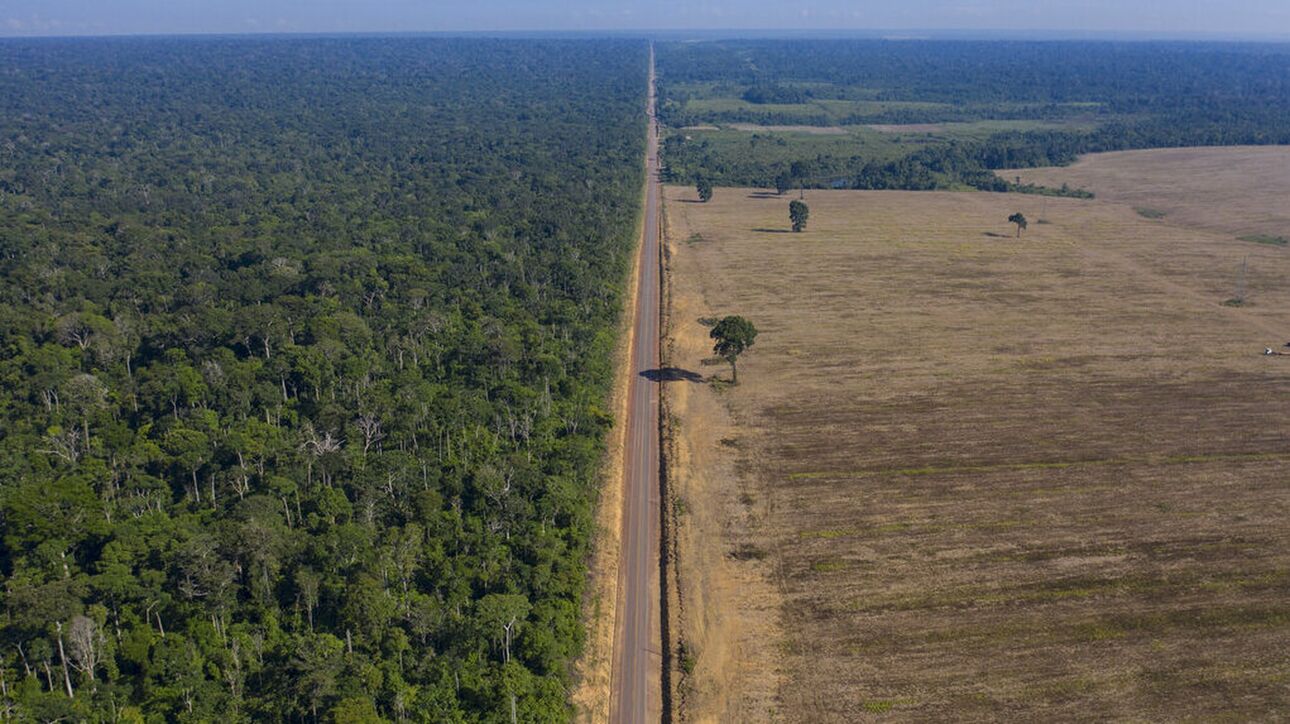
[696, 178, 714, 202]
[1009, 212, 1028, 238]
[790, 200, 810, 232]
[710, 315, 759, 383]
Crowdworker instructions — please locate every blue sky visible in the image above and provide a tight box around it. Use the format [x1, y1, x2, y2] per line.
[2, 0, 1288, 38]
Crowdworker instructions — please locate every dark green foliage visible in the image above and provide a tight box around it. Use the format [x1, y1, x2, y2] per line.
[709, 316, 758, 383]
[790, 201, 810, 233]
[696, 178, 714, 202]
[1009, 212, 1029, 237]
[0, 36, 647, 721]
[741, 84, 810, 105]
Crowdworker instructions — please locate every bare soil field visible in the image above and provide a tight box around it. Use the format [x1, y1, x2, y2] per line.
[663, 183, 1290, 721]
[1006, 146, 1290, 242]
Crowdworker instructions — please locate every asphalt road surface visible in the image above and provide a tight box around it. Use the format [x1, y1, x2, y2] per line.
[610, 44, 662, 724]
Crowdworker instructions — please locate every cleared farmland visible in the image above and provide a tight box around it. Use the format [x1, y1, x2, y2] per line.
[1007, 146, 1290, 242]
[662, 182, 1290, 720]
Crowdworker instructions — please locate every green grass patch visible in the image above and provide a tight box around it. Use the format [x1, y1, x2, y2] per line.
[811, 559, 848, 573]
[1135, 207, 1167, 219]
[862, 700, 896, 714]
[797, 528, 857, 540]
[1238, 234, 1288, 246]
[677, 641, 697, 676]
[874, 522, 912, 534]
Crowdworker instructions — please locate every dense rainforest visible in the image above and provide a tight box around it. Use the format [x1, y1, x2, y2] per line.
[656, 40, 1290, 190]
[0, 37, 645, 721]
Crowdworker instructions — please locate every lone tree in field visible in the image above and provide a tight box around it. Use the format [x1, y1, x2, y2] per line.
[1009, 212, 1028, 238]
[696, 178, 713, 203]
[710, 315, 758, 383]
[774, 171, 793, 196]
[790, 200, 810, 232]
[789, 160, 812, 198]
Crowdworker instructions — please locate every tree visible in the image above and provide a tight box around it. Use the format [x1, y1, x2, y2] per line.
[709, 316, 758, 383]
[789, 200, 810, 233]
[1009, 212, 1028, 238]
[774, 171, 793, 196]
[66, 615, 105, 683]
[476, 594, 531, 665]
[784, 160, 804, 197]
[328, 696, 383, 723]
[695, 178, 713, 202]
[162, 426, 212, 503]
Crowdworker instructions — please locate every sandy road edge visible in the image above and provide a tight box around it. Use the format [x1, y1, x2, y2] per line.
[658, 186, 791, 723]
[658, 195, 691, 723]
[569, 63, 653, 723]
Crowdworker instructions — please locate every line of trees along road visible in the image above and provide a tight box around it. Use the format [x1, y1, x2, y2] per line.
[0, 37, 646, 721]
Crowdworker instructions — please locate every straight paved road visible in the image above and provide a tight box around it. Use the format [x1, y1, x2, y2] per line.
[610, 43, 662, 724]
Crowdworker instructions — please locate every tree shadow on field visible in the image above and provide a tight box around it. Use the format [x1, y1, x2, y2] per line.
[641, 367, 705, 383]
[752, 228, 791, 234]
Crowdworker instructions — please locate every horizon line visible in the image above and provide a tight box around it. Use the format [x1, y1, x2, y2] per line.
[2, 27, 1290, 43]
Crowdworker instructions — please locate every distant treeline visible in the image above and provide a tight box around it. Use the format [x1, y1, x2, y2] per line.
[659, 40, 1290, 120]
[658, 39, 1290, 191]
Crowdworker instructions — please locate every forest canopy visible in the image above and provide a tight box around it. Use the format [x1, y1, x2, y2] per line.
[0, 36, 646, 721]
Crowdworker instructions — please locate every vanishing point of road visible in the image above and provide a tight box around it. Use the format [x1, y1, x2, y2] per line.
[610, 43, 663, 724]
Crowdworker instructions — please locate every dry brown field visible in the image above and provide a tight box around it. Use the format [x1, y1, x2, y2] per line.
[662, 176, 1290, 721]
[1006, 146, 1290, 242]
